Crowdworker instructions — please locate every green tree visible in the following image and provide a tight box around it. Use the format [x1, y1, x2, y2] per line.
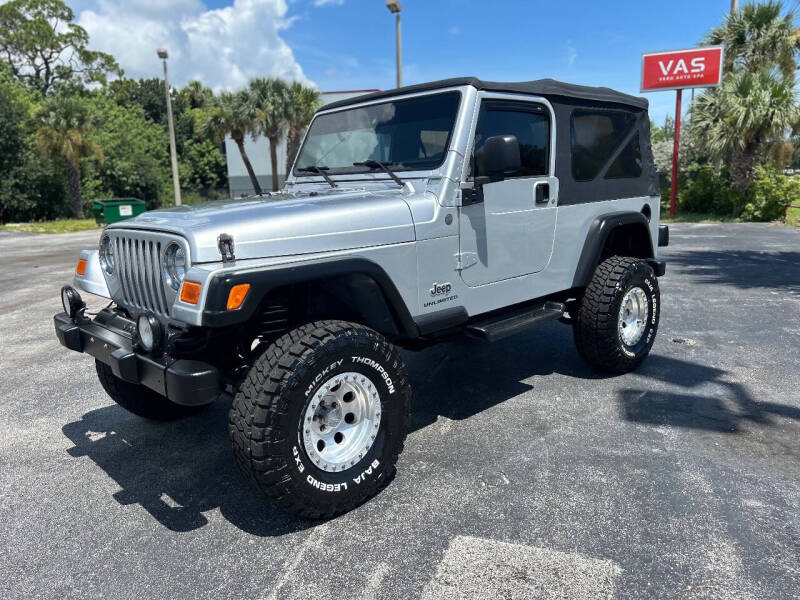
[81, 94, 171, 209]
[0, 64, 28, 183]
[109, 77, 167, 124]
[199, 90, 262, 195]
[708, 1, 800, 77]
[0, 0, 121, 95]
[692, 68, 798, 194]
[179, 139, 227, 192]
[34, 93, 101, 218]
[284, 81, 321, 178]
[249, 77, 289, 191]
[180, 80, 213, 110]
[691, 1, 800, 196]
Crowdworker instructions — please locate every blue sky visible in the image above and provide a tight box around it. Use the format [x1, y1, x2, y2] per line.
[71, 0, 778, 125]
[270, 0, 743, 124]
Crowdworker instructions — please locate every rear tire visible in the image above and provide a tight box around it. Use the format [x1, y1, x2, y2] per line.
[95, 360, 208, 420]
[228, 320, 411, 520]
[573, 256, 660, 373]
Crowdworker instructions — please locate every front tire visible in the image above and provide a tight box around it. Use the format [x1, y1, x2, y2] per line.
[95, 360, 208, 420]
[229, 320, 411, 520]
[573, 256, 660, 373]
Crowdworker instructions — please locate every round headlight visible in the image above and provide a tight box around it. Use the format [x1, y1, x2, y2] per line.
[136, 313, 161, 353]
[99, 235, 114, 275]
[163, 243, 186, 291]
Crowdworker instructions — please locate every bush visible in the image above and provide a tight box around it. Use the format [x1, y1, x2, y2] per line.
[740, 166, 800, 221]
[679, 164, 741, 216]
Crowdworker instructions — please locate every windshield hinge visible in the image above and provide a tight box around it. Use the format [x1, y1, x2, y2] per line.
[455, 252, 477, 271]
[218, 233, 235, 263]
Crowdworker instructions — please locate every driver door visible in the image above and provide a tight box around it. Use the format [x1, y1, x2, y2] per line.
[459, 96, 558, 287]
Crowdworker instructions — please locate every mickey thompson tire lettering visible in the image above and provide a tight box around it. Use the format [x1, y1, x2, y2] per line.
[228, 320, 411, 520]
[573, 256, 660, 374]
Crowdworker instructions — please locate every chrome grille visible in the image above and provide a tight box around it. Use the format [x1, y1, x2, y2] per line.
[112, 233, 173, 318]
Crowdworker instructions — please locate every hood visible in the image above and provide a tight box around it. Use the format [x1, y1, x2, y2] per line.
[109, 187, 416, 263]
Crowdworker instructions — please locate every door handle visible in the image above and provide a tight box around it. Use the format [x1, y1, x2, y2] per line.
[534, 182, 550, 204]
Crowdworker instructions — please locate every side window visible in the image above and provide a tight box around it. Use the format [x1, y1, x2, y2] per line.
[471, 101, 550, 179]
[570, 110, 638, 181]
[605, 132, 642, 179]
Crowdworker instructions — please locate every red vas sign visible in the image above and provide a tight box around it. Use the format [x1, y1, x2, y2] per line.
[641, 47, 724, 92]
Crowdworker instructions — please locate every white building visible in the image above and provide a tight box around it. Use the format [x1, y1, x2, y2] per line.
[224, 89, 379, 197]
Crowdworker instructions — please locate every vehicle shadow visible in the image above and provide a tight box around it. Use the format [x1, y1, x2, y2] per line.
[60, 322, 604, 535]
[62, 323, 799, 535]
[404, 322, 612, 433]
[62, 397, 313, 537]
[617, 354, 800, 433]
[667, 250, 800, 292]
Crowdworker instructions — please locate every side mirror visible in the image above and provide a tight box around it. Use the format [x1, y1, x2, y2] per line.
[481, 135, 521, 179]
[462, 135, 522, 206]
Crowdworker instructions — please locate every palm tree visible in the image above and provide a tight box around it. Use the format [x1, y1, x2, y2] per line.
[199, 90, 262, 195]
[284, 82, 322, 179]
[249, 77, 289, 191]
[692, 68, 798, 195]
[707, 1, 800, 78]
[691, 1, 800, 196]
[34, 95, 102, 218]
[180, 80, 213, 110]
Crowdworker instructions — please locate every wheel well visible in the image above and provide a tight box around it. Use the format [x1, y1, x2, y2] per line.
[599, 222, 653, 263]
[249, 273, 405, 341]
[572, 213, 655, 289]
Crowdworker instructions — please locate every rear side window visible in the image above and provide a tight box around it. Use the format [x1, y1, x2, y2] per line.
[570, 110, 638, 181]
[472, 101, 550, 179]
[605, 132, 642, 179]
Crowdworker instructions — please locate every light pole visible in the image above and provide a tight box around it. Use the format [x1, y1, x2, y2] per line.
[157, 48, 182, 206]
[386, 1, 402, 88]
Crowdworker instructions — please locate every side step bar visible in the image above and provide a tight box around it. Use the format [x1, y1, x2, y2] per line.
[465, 301, 565, 343]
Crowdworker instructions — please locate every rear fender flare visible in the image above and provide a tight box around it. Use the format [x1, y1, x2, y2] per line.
[571, 211, 655, 288]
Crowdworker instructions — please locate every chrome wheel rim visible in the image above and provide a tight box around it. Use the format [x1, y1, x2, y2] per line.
[618, 286, 649, 346]
[302, 372, 382, 472]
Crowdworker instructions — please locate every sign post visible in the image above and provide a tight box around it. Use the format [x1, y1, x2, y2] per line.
[670, 90, 682, 218]
[641, 46, 724, 218]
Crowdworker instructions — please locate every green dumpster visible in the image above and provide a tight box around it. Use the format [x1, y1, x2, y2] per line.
[92, 198, 147, 225]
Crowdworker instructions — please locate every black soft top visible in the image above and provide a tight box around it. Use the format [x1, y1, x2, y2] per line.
[322, 77, 648, 111]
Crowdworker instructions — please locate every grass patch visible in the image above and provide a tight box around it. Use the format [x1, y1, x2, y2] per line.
[661, 212, 740, 224]
[0, 219, 101, 234]
[786, 205, 800, 227]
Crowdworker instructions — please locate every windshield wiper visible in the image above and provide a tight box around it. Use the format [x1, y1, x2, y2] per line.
[297, 166, 338, 188]
[353, 160, 405, 187]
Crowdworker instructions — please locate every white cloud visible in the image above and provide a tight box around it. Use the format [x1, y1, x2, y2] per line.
[564, 39, 577, 66]
[74, 0, 309, 90]
[313, 0, 345, 5]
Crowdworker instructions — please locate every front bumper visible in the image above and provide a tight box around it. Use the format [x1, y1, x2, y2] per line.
[54, 311, 220, 406]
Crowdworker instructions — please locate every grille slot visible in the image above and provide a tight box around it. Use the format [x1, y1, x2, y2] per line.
[112, 233, 175, 319]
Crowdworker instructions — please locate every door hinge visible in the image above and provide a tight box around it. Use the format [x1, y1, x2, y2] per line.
[455, 252, 478, 271]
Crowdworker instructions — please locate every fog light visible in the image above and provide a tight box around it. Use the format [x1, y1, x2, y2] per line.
[61, 286, 85, 321]
[136, 313, 162, 354]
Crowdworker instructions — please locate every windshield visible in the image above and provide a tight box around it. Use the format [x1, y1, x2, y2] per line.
[293, 91, 461, 176]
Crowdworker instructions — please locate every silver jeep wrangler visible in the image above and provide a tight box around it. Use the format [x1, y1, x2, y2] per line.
[55, 77, 668, 518]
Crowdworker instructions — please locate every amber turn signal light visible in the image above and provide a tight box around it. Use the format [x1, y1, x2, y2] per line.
[76, 259, 87, 276]
[180, 281, 202, 304]
[226, 283, 250, 310]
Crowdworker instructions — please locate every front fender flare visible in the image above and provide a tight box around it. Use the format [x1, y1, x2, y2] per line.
[201, 257, 419, 338]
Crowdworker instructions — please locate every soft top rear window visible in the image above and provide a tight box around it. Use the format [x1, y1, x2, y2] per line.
[570, 109, 638, 181]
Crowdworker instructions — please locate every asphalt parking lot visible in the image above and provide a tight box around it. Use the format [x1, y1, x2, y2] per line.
[1, 222, 798, 599]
